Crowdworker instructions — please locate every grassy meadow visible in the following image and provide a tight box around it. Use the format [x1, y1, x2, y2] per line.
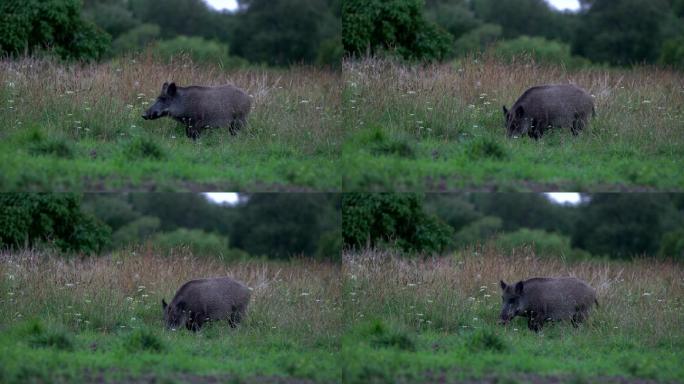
[341, 57, 684, 191]
[341, 248, 684, 383]
[0, 248, 342, 383]
[0, 56, 341, 192]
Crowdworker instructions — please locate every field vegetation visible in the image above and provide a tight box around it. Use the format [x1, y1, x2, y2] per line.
[341, 247, 684, 383]
[0, 56, 341, 191]
[341, 57, 684, 191]
[0, 247, 342, 383]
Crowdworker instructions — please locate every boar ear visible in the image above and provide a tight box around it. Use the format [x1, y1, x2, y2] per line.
[162, 82, 169, 93]
[162, 299, 167, 309]
[515, 105, 525, 118]
[167, 82, 177, 97]
[499, 280, 507, 290]
[502, 106, 508, 115]
[514, 281, 524, 295]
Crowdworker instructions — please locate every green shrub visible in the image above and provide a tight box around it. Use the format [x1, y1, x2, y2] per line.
[495, 228, 574, 257]
[316, 230, 343, 262]
[492, 36, 590, 68]
[343, 193, 453, 254]
[659, 228, 684, 260]
[153, 228, 244, 260]
[659, 37, 684, 69]
[124, 329, 164, 353]
[153, 36, 246, 69]
[111, 216, 161, 248]
[123, 137, 165, 161]
[453, 216, 502, 247]
[0, 0, 110, 61]
[453, 23, 502, 56]
[111, 24, 160, 55]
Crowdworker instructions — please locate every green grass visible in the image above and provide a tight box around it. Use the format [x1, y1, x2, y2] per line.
[0, 249, 342, 383]
[341, 320, 683, 383]
[0, 321, 339, 383]
[340, 248, 684, 383]
[341, 58, 684, 191]
[0, 57, 341, 191]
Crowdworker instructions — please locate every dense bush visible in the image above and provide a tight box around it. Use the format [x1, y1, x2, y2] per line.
[494, 228, 573, 257]
[343, 193, 453, 253]
[153, 228, 248, 261]
[453, 216, 502, 247]
[343, 0, 453, 61]
[659, 37, 684, 69]
[492, 36, 589, 68]
[452, 23, 501, 56]
[111, 24, 160, 55]
[111, 216, 161, 249]
[152, 36, 246, 68]
[0, 194, 110, 254]
[659, 228, 684, 260]
[0, 0, 110, 61]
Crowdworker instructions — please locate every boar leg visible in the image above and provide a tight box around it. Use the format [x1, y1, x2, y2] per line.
[185, 123, 201, 141]
[229, 114, 245, 136]
[527, 312, 544, 332]
[228, 305, 242, 328]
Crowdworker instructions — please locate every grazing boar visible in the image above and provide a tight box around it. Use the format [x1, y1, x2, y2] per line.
[503, 84, 595, 139]
[162, 277, 251, 331]
[142, 82, 251, 140]
[499, 277, 598, 332]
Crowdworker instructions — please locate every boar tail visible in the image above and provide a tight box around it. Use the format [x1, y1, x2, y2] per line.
[592, 106, 596, 118]
[594, 299, 599, 308]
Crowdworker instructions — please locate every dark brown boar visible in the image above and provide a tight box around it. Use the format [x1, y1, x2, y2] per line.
[142, 82, 251, 140]
[499, 277, 598, 332]
[503, 84, 595, 139]
[162, 277, 251, 331]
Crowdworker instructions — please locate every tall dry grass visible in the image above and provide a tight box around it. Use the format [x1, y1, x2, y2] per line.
[0, 246, 342, 338]
[343, 56, 684, 150]
[0, 54, 341, 152]
[343, 247, 684, 342]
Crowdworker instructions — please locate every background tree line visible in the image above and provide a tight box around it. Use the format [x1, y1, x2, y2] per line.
[0, 0, 342, 67]
[342, 193, 684, 260]
[0, 193, 341, 261]
[343, 0, 684, 68]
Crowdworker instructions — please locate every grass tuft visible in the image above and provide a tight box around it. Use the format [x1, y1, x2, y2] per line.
[124, 328, 165, 353]
[468, 328, 507, 352]
[123, 136, 166, 160]
[28, 137, 74, 159]
[466, 137, 508, 160]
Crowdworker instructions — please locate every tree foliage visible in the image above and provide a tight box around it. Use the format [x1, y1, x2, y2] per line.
[573, 0, 669, 65]
[0, 0, 110, 60]
[342, 0, 453, 61]
[342, 193, 453, 253]
[0, 194, 110, 253]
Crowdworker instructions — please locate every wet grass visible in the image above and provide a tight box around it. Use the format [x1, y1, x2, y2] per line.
[0, 248, 342, 383]
[340, 248, 684, 383]
[0, 56, 341, 192]
[341, 57, 684, 191]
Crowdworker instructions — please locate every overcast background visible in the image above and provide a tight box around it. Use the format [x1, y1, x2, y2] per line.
[204, 0, 582, 12]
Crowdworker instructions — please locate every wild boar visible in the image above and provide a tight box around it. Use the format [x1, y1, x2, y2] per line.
[162, 277, 251, 331]
[499, 277, 598, 332]
[142, 82, 251, 140]
[503, 84, 595, 139]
